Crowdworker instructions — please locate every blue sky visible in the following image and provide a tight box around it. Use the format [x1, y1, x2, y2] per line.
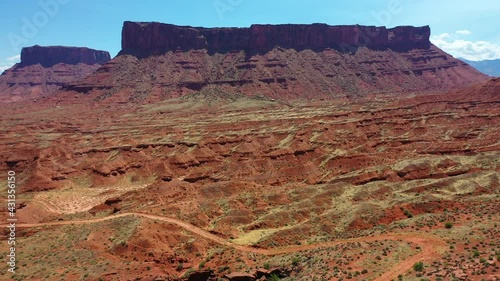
[1, 0, 499, 72]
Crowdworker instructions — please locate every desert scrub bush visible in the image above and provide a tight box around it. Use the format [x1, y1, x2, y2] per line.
[268, 273, 280, 281]
[413, 261, 424, 272]
[291, 256, 301, 266]
[183, 268, 194, 278]
[404, 209, 413, 218]
[217, 265, 230, 273]
[263, 262, 270, 270]
[444, 222, 453, 229]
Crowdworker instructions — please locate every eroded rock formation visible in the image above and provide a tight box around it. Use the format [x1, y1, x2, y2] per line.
[60, 22, 486, 102]
[0, 45, 110, 102]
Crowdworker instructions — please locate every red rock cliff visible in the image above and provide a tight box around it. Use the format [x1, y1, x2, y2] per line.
[0, 46, 111, 102]
[20, 45, 111, 67]
[121, 22, 430, 56]
[61, 22, 486, 102]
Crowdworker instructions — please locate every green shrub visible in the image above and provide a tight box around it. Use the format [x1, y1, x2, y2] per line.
[444, 222, 453, 229]
[413, 261, 424, 272]
[404, 209, 413, 218]
[268, 274, 280, 281]
[182, 268, 194, 278]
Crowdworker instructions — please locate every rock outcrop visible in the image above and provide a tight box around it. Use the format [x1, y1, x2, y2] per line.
[121, 22, 431, 56]
[20, 45, 111, 67]
[0, 45, 110, 102]
[224, 272, 256, 281]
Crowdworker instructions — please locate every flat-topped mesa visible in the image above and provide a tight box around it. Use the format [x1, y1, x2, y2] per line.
[121, 21, 431, 56]
[0, 45, 112, 103]
[20, 45, 111, 67]
[59, 21, 485, 102]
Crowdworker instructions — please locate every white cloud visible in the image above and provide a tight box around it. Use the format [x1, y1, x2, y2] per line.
[0, 65, 12, 73]
[434, 33, 451, 40]
[456, 29, 471, 35]
[0, 55, 21, 74]
[431, 33, 500, 61]
[6, 55, 20, 62]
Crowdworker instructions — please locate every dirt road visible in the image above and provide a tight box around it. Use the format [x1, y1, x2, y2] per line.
[1, 212, 447, 279]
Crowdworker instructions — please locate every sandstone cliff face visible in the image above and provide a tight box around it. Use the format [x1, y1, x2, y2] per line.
[0, 46, 111, 102]
[20, 45, 111, 67]
[121, 21, 430, 55]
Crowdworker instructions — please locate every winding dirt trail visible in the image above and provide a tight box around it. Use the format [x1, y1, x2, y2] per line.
[2, 212, 447, 280]
[372, 235, 445, 281]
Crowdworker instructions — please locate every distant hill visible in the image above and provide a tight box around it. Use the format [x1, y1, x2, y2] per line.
[460, 58, 500, 77]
